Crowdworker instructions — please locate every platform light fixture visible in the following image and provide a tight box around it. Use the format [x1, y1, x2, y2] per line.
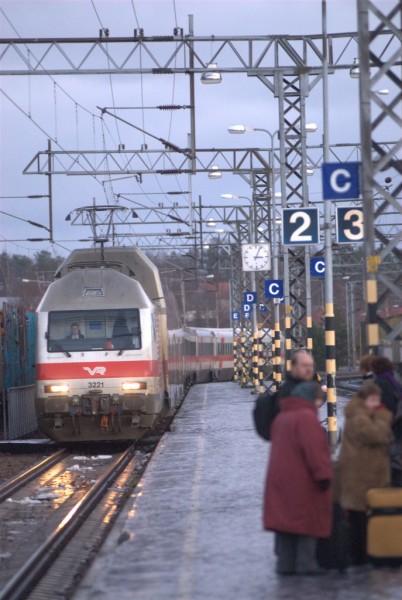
[350, 58, 360, 79]
[208, 165, 222, 179]
[201, 63, 222, 84]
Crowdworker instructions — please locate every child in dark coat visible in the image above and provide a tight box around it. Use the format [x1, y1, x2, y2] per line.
[264, 382, 333, 575]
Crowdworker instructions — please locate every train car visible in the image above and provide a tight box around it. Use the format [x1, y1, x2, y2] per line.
[184, 327, 233, 383]
[35, 246, 233, 442]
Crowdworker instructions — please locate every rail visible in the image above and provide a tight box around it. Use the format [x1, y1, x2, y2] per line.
[0, 449, 68, 503]
[0, 444, 136, 600]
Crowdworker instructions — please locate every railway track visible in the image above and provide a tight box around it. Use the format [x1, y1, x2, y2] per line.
[336, 374, 362, 395]
[0, 444, 144, 600]
[0, 449, 69, 504]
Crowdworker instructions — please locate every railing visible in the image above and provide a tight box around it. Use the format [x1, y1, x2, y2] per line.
[3, 385, 38, 440]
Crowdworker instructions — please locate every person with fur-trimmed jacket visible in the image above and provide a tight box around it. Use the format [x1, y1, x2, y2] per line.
[338, 382, 392, 565]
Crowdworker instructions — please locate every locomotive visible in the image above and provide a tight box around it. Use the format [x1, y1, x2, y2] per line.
[35, 247, 233, 442]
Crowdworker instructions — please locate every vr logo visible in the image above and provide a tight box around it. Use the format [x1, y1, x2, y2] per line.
[83, 366, 107, 376]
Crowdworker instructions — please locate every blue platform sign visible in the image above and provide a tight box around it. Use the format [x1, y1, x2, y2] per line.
[242, 302, 251, 319]
[265, 279, 284, 299]
[322, 162, 360, 200]
[336, 207, 364, 243]
[244, 291, 257, 304]
[232, 311, 240, 321]
[282, 208, 319, 246]
[310, 258, 326, 277]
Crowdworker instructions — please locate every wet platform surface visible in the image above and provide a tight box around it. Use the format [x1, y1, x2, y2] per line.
[74, 383, 402, 600]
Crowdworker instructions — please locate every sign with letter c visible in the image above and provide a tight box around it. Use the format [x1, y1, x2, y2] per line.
[310, 258, 326, 277]
[322, 162, 360, 200]
[264, 279, 284, 299]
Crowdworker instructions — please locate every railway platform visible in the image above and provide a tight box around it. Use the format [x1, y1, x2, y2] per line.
[74, 383, 401, 600]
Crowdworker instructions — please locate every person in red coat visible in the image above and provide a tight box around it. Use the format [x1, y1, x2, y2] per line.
[264, 381, 333, 575]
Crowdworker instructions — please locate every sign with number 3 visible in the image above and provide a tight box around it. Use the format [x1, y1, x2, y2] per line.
[336, 207, 364, 243]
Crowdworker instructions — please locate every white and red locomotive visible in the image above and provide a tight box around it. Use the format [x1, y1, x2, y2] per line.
[35, 247, 233, 442]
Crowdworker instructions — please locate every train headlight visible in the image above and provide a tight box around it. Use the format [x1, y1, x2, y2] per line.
[121, 382, 146, 391]
[45, 384, 69, 394]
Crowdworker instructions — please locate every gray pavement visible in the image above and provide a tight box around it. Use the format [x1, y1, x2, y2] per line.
[74, 383, 402, 600]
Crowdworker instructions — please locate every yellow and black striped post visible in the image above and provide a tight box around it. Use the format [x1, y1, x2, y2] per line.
[285, 306, 292, 374]
[366, 256, 381, 355]
[271, 334, 277, 387]
[233, 338, 239, 383]
[325, 302, 337, 449]
[240, 332, 248, 388]
[258, 329, 265, 394]
[274, 320, 282, 390]
[252, 332, 259, 392]
[307, 315, 313, 352]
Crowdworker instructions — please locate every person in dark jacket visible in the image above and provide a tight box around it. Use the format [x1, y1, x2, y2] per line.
[264, 382, 333, 575]
[372, 356, 402, 487]
[276, 349, 316, 400]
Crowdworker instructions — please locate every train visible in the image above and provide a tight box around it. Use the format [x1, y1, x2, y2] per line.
[35, 247, 233, 442]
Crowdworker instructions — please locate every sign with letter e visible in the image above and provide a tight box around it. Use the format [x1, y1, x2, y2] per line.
[322, 162, 360, 200]
[232, 311, 240, 321]
[282, 208, 319, 246]
[265, 279, 284, 299]
[310, 258, 326, 277]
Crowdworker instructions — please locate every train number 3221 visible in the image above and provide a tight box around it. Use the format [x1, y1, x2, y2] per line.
[88, 381, 104, 388]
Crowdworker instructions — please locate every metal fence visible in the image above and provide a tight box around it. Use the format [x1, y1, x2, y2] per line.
[3, 384, 37, 440]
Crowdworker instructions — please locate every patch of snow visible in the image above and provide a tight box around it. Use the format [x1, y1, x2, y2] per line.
[73, 456, 90, 461]
[91, 455, 113, 460]
[35, 492, 61, 501]
[66, 464, 82, 471]
[6, 497, 42, 505]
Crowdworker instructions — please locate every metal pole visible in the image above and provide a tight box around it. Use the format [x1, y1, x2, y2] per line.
[351, 281, 357, 368]
[357, 0, 380, 356]
[278, 86, 292, 374]
[47, 139, 53, 242]
[198, 195, 204, 269]
[181, 271, 186, 326]
[345, 281, 351, 368]
[188, 15, 196, 174]
[322, 0, 337, 450]
[270, 135, 282, 389]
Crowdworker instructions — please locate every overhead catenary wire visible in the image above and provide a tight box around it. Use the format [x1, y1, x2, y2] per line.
[0, 6, 111, 205]
[0, 87, 105, 189]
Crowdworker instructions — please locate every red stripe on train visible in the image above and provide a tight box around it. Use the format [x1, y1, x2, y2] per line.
[36, 360, 162, 380]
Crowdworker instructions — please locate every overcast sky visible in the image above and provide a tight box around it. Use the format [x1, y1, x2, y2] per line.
[0, 0, 394, 257]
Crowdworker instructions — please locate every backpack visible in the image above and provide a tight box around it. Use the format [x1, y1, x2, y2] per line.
[252, 389, 280, 441]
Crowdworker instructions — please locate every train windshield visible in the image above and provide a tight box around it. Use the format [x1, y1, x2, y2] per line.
[47, 309, 141, 352]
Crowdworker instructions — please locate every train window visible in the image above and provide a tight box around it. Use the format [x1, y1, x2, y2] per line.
[47, 309, 142, 352]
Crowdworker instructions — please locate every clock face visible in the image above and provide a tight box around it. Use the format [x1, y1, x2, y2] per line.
[242, 244, 271, 271]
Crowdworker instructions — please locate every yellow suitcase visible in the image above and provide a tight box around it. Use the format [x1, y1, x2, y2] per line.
[367, 488, 402, 558]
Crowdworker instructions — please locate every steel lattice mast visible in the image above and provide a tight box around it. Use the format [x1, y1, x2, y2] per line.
[357, 0, 402, 360]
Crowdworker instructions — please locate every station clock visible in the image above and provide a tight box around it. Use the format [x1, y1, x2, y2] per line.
[241, 244, 271, 272]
